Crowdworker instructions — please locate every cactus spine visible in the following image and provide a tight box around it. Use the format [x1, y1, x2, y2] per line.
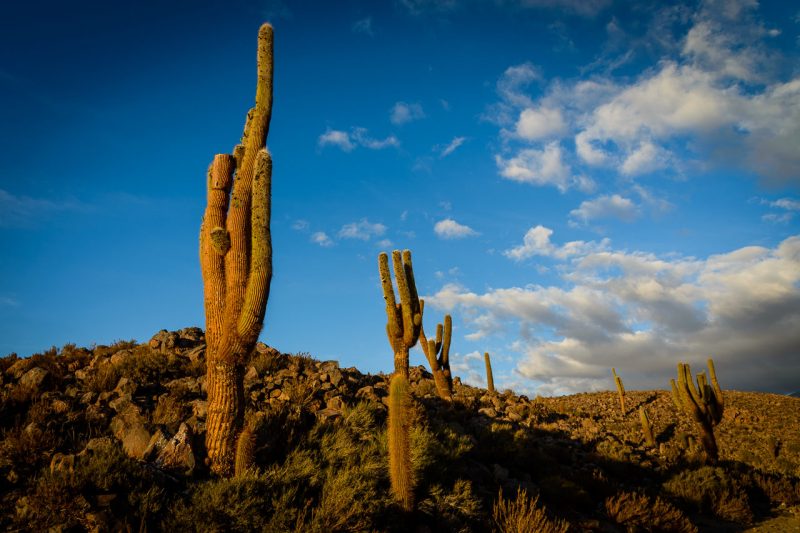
[612, 368, 625, 414]
[200, 23, 274, 476]
[379, 250, 422, 378]
[388, 373, 414, 511]
[639, 406, 656, 448]
[485, 352, 495, 394]
[674, 358, 724, 464]
[419, 301, 453, 400]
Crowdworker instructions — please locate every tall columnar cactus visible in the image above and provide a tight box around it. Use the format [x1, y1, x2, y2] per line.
[234, 425, 257, 477]
[639, 406, 656, 448]
[612, 368, 626, 414]
[485, 352, 495, 394]
[388, 373, 414, 511]
[419, 301, 452, 400]
[674, 358, 724, 463]
[200, 23, 274, 476]
[379, 250, 422, 378]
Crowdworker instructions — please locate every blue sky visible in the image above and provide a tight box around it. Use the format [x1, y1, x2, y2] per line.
[1, 0, 798, 395]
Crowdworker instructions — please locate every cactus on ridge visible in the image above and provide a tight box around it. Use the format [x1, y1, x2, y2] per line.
[485, 352, 495, 394]
[379, 250, 422, 378]
[612, 368, 626, 414]
[674, 358, 724, 464]
[200, 23, 274, 476]
[639, 406, 656, 448]
[419, 301, 453, 400]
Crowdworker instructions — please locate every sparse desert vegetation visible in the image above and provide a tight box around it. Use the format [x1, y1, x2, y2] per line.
[1, 331, 799, 531]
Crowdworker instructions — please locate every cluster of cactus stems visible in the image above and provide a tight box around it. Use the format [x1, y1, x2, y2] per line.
[419, 301, 453, 400]
[639, 406, 656, 448]
[200, 23, 274, 476]
[612, 368, 625, 414]
[379, 250, 421, 510]
[672, 358, 724, 464]
[484, 352, 495, 394]
[379, 250, 422, 378]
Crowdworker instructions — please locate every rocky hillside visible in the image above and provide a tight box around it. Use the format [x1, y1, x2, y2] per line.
[1, 328, 799, 531]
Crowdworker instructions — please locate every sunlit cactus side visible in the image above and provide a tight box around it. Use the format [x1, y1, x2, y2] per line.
[419, 300, 453, 400]
[639, 406, 656, 448]
[388, 373, 414, 511]
[612, 368, 626, 414]
[379, 250, 422, 378]
[675, 358, 724, 464]
[485, 352, 495, 394]
[200, 23, 274, 477]
[234, 425, 257, 477]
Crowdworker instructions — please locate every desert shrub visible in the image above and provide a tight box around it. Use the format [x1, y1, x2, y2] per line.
[16, 442, 167, 530]
[93, 339, 138, 359]
[0, 424, 59, 480]
[249, 349, 283, 375]
[605, 490, 697, 532]
[418, 479, 483, 532]
[750, 471, 800, 506]
[492, 487, 569, 533]
[117, 346, 183, 387]
[164, 472, 297, 532]
[85, 362, 121, 393]
[152, 394, 190, 432]
[664, 466, 754, 524]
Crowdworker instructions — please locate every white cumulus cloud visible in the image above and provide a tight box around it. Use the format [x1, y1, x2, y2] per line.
[338, 219, 387, 240]
[434, 218, 478, 239]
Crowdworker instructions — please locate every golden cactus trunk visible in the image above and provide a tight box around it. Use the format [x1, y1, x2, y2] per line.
[485, 352, 495, 393]
[388, 373, 414, 511]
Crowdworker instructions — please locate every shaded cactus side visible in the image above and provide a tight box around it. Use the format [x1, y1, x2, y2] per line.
[674, 358, 724, 464]
[639, 406, 656, 448]
[485, 352, 495, 394]
[612, 368, 626, 414]
[419, 300, 453, 400]
[388, 373, 414, 511]
[379, 250, 422, 378]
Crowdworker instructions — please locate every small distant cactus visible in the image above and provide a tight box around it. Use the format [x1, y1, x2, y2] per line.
[379, 250, 422, 378]
[419, 301, 453, 400]
[388, 373, 414, 511]
[234, 425, 257, 477]
[612, 368, 625, 414]
[674, 358, 724, 464]
[639, 406, 656, 448]
[485, 352, 495, 394]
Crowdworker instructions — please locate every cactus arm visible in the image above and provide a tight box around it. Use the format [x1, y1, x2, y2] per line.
[238, 149, 273, 343]
[402, 250, 422, 337]
[670, 378, 683, 409]
[379, 252, 402, 340]
[640, 406, 656, 447]
[441, 315, 452, 370]
[707, 357, 724, 417]
[202, 155, 235, 353]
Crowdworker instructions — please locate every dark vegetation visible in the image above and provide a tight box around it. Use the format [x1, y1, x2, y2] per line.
[1, 329, 799, 531]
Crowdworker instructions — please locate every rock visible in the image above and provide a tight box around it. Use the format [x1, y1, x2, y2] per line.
[255, 343, 281, 357]
[326, 395, 346, 411]
[315, 407, 342, 421]
[5, 358, 33, 379]
[178, 327, 204, 344]
[110, 405, 151, 459]
[356, 386, 380, 403]
[83, 437, 115, 455]
[18, 367, 49, 391]
[143, 429, 171, 461]
[109, 349, 133, 366]
[478, 407, 498, 418]
[50, 453, 75, 476]
[190, 400, 207, 419]
[244, 366, 260, 387]
[80, 391, 96, 405]
[492, 463, 509, 481]
[185, 345, 205, 363]
[153, 423, 195, 475]
[51, 399, 70, 414]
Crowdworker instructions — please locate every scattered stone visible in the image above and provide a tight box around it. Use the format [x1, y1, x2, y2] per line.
[110, 405, 151, 459]
[153, 423, 195, 475]
[19, 367, 49, 391]
[5, 358, 33, 379]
